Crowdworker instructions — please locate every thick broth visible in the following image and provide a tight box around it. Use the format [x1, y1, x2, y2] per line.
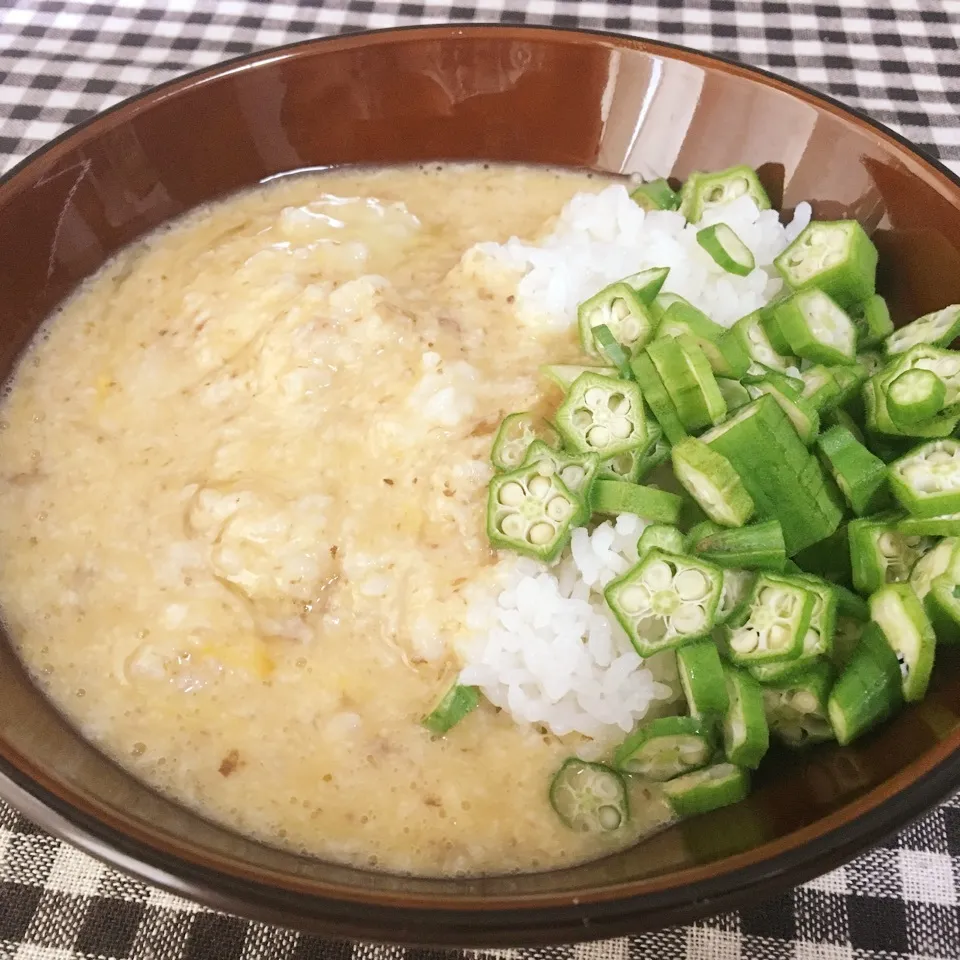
[0, 164, 665, 876]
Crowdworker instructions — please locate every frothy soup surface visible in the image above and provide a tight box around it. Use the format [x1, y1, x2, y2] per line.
[0, 164, 671, 875]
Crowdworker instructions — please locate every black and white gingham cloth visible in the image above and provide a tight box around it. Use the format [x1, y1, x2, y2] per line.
[1, 2, 959, 958]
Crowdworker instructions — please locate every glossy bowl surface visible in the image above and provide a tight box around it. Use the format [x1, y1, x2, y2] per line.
[1, 24, 960, 947]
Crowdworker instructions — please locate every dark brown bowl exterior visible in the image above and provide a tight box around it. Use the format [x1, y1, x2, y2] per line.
[1, 25, 960, 947]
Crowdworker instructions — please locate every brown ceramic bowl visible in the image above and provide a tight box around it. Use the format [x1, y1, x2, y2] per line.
[1, 24, 959, 947]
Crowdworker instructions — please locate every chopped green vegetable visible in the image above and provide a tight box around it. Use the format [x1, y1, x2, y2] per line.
[605, 549, 723, 656]
[743, 375, 820, 445]
[729, 311, 796, 372]
[591, 480, 683, 524]
[816, 425, 890, 515]
[679, 165, 771, 223]
[770, 288, 857, 365]
[614, 716, 716, 781]
[630, 179, 680, 212]
[887, 369, 947, 426]
[647, 335, 727, 431]
[762, 661, 835, 747]
[638, 524, 686, 559]
[593, 323, 634, 379]
[800, 364, 842, 412]
[555, 372, 648, 457]
[697, 223, 755, 276]
[521, 440, 600, 524]
[422, 683, 480, 735]
[885, 303, 960, 356]
[850, 294, 894, 348]
[689, 520, 786, 572]
[897, 511, 960, 536]
[677, 641, 730, 718]
[717, 377, 751, 411]
[722, 667, 770, 768]
[630, 352, 688, 444]
[486, 464, 579, 561]
[490, 411, 559, 472]
[662, 762, 751, 817]
[670, 437, 754, 528]
[716, 568, 756, 625]
[870, 583, 936, 702]
[578, 282, 657, 359]
[774, 219, 878, 308]
[549, 759, 629, 833]
[889, 439, 960, 517]
[621, 266, 671, 303]
[849, 514, 933, 593]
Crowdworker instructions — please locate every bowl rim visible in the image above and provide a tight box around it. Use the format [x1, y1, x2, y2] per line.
[1, 22, 960, 945]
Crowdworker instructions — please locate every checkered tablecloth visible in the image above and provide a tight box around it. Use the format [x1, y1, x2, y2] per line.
[1, 1, 959, 958]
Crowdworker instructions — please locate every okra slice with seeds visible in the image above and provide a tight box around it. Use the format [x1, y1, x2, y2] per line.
[679, 165, 771, 223]
[800, 365, 842, 412]
[816, 425, 890, 516]
[630, 179, 680, 212]
[521, 440, 600, 524]
[890, 439, 960, 517]
[490, 412, 559, 472]
[605, 549, 723, 656]
[555, 372, 647, 457]
[722, 667, 770, 769]
[770, 288, 857, 365]
[591, 480, 683, 525]
[578, 282, 656, 359]
[774, 219, 878, 308]
[697, 223, 756, 276]
[636, 433, 673, 481]
[723, 572, 814, 665]
[887, 369, 946, 425]
[689, 521, 787, 573]
[850, 294, 894, 348]
[540, 363, 617, 391]
[638, 524, 686, 559]
[828, 622, 903, 745]
[671, 437, 754, 528]
[870, 583, 937, 702]
[908, 537, 956, 601]
[613, 716, 716, 781]
[848, 515, 934, 593]
[863, 377, 960, 439]
[599, 447, 644, 483]
[885, 304, 960, 357]
[630, 352, 689, 445]
[549, 759, 629, 833]
[762, 661, 835, 747]
[621, 266, 671, 304]
[422, 683, 480, 735]
[647, 335, 727, 431]
[677, 641, 730, 718]
[486, 465, 580, 562]
[743, 377, 820, 445]
[593, 324, 634, 380]
[729, 311, 796, 372]
[831, 362, 869, 407]
[716, 568, 756, 625]
[878, 344, 960, 416]
[661, 762, 751, 818]
[898, 511, 960, 536]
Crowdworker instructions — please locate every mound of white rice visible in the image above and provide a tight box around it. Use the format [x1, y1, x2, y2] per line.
[474, 184, 811, 329]
[460, 514, 677, 743]
[459, 186, 812, 743]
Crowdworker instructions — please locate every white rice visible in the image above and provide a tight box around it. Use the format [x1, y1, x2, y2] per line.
[474, 184, 812, 329]
[459, 187, 813, 743]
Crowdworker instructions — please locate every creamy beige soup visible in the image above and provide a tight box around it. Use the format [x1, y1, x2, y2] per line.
[0, 164, 670, 876]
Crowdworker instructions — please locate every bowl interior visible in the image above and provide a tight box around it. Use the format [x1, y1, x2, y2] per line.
[1, 25, 960, 945]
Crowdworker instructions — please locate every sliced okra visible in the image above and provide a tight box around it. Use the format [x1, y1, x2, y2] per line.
[715, 568, 756, 625]
[774, 219, 878, 308]
[656, 300, 722, 343]
[864, 377, 960, 441]
[858, 350, 886, 377]
[578, 282, 656, 358]
[549, 758, 629, 833]
[697, 223, 755, 276]
[521, 440, 600, 524]
[486, 465, 580, 562]
[540, 363, 617, 391]
[792, 524, 852, 584]
[679, 165, 771, 223]
[816, 425, 890, 516]
[661, 762, 751, 818]
[555, 372, 647, 457]
[878, 344, 960, 416]
[621, 266, 671, 304]
[762, 660, 835, 747]
[827, 622, 903, 745]
[689, 520, 786, 573]
[638, 523, 686, 559]
[850, 294, 894, 348]
[729, 311, 796, 372]
[635, 432, 673, 481]
[630, 179, 680, 212]
[613, 716, 716, 781]
[887, 369, 946, 425]
[647, 335, 727, 431]
[926, 542, 960, 643]
[770, 288, 857, 365]
[848, 515, 934, 593]
[671, 437, 754, 528]
[717, 377, 751, 412]
[742, 365, 805, 398]
[490, 411, 559, 472]
[723, 572, 815, 665]
[677, 641, 730, 718]
[830, 614, 866, 670]
[422, 683, 480, 735]
[743, 376, 820, 445]
[630, 352, 689, 444]
[823, 407, 866, 444]
[791, 573, 838, 661]
[908, 536, 956, 601]
[836, 583, 870, 621]
[722, 667, 770, 769]
[591, 480, 683, 524]
[890, 439, 960, 517]
[831, 362, 869, 407]
[604, 549, 723, 656]
[870, 583, 937, 702]
[599, 447, 644, 483]
[800, 364, 842, 412]
[885, 303, 960, 357]
[593, 324, 634, 379]
[897, 510, 960, 537]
